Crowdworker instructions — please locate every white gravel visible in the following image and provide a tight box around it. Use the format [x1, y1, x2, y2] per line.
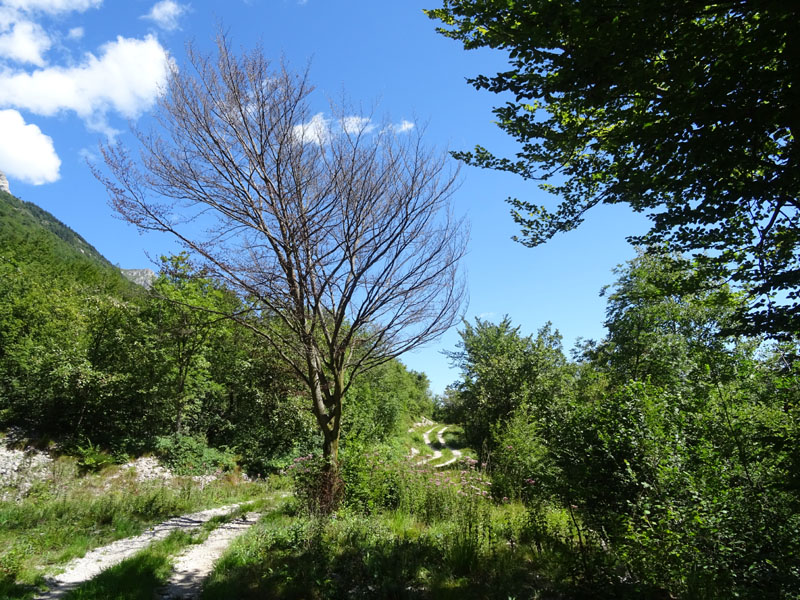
[434, 426, 462, 468]
[415, 424, 463, 468]
[418, 426, 443, 464]
[0, 444, 53, 501]
[158, 511, 261, 599]
[36, 503, 247, 600]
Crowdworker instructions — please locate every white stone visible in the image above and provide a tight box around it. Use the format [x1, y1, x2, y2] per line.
[0, 170, 9, 194]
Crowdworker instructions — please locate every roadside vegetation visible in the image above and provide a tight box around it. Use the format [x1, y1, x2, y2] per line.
[0, 457, 272, 599]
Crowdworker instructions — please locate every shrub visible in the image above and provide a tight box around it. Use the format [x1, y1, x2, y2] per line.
[154, 434, 236, 475]
[75, 439, 116, 473]
[284, 454, 343, 515]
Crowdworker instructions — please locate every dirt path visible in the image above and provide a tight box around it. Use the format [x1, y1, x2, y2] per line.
[419, 426, 442, 464]
[416, 424, 462, 468]
[36, 503, 247, 600]
[434, 426, 462, 468]
[157, 511, 261, 600]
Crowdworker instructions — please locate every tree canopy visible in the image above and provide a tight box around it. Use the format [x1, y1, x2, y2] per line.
[427, 0, 799, 338]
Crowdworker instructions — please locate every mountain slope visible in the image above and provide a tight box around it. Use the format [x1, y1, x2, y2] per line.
[0, 189, 135, 292]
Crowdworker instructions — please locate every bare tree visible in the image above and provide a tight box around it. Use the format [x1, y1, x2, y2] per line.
[96, 35, 467, 466]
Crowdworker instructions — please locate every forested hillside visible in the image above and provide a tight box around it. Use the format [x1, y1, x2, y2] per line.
[0, 191, 433, 474]
[2, 197, 799, 599]
[0, 190, 131, 291]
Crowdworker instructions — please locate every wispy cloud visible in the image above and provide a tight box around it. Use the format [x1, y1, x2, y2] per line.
[0, 109, 61, 184]
[341, 115, 376, 135]
[396, 119, 414, 133]
[3, 0, 102, 14]
[141, 0, 189, 31]
[293, 112, 331, 145]
[294, 114, 411, 146]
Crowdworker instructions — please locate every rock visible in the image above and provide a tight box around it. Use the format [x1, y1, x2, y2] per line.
[120, 268, 156, 289]
[0, 443, 53, 501]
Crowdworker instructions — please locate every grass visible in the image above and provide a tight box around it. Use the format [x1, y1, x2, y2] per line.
[406, 431, 431, 458]
[201, 500, 592, 599]
[0, 456, 275, 599]
[441, 425, 467, 450]
[230, 437, 609, 599]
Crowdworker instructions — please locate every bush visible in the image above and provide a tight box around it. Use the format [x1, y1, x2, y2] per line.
[490, 406, 554, 504]
[284, 454, 343, 515]
[75, 439, 116, 473]
[154, 434, 236, 475]
[339, 443, 404, 513]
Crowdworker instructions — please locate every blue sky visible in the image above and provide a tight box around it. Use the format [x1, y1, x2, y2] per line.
[0, 0, 649, 394]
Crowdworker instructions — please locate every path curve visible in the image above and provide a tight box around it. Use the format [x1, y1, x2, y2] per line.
[419, 426, 442, 464]
[158, 511, 261, 599]
[414, 423, 463, 468]
[434, 426, 462, 468]
[36, 503, 247, 600]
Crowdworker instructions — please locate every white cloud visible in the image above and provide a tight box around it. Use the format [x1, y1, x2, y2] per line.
[0, 109, 60, 184]
[397, 119, 414, 133]
[294, 113, 386, 145]
[0, 34, 171, 134]
[341, 115, 375, 135]
[78, 147, 98, 163]
[293, 112, 331, 145]
[0, 18, 51, 65]
[142, 0, 188, 31]
[67, 26, 84, 40]
[2, 0, 102, 14]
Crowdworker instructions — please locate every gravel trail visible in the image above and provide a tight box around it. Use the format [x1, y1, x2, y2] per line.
[434, 426, 463, 468]
[157, 511, 261, 599]
[419, 426, 442, 464]
[414, 424, 463, 468]
[36, 503, 246, 600]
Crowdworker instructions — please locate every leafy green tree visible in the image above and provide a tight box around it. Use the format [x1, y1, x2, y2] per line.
[446, 317, 569, 457]
[341, 360, 433, 446]
[545, 255, 800, 597]
[144, 254, 235, 434]
[427, 1, 799, 337]
[583, 250, 748, 393]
